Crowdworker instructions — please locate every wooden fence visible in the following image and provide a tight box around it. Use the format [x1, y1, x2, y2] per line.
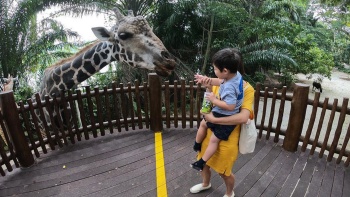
[0, 73, 349, 176]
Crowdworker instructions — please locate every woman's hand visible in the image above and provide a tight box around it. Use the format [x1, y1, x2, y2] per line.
[202, 112, 216, 123]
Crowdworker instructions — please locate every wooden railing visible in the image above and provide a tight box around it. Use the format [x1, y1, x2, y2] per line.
[255, 83, 350, 166]
[0, 74, 349, 176]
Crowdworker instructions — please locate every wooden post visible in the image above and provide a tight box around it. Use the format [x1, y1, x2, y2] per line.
[148, 73, 163, 132]
[283, 83, 309, 152]
[0, 91, 35, 167]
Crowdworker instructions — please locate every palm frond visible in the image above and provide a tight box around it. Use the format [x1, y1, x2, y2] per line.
[241, 37, 293, 53]
[244, 49, 298, 68]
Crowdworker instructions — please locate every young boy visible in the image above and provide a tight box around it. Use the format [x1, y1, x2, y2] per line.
[191, 48, 244, 171]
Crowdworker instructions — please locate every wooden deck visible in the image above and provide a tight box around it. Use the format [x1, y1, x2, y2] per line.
[0, 127, 349, 197]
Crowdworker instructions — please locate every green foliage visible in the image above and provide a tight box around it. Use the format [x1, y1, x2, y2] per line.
[292, 33, 334, 79]
[14, 84, 34, 103]
[1, 0, 349, 92]
[0, 0, 112, 93]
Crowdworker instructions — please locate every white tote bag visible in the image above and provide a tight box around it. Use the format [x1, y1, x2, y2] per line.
[239, 119, 257, 154]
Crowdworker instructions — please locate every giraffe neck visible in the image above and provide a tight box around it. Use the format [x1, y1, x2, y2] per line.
[40, 41, 129, 98]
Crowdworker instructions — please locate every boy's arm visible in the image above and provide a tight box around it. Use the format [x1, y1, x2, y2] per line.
[194, 74, 223, 86]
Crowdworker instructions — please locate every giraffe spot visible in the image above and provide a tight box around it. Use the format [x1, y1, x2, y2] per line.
[121, 54, 127, 61]
[54, 67, 61, 75]
[84, 61, 96, 74]
[96, 43, 103, 52]
[84, 50, 93, 59]
[53, 73, 60, 84]
[51, 87, 59, 96]
[63, 70, 75, 89]
[114, 44, 120, 53]
[93, 54, 101, 65]
[126, 51, 132, 61]
[102, 42, 107, 49]
[127, 62, 135, 67]
[100, 62, 108, 69]
[72, 58, 83, 69]
[59, 84, 66, 90]
[77, 71, 89, 83]
[100, 52, 108, 60]
[112, 54, 119, 61]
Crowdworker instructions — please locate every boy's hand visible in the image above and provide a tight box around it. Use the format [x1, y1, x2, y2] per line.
[194, 74, 212, 89]
[205, 92, 216, 103]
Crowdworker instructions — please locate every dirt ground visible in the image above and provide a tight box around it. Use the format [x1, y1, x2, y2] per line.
[296, 69, 350, 102]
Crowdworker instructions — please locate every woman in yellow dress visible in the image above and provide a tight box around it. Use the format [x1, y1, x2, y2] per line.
[191, 49, 254, 197]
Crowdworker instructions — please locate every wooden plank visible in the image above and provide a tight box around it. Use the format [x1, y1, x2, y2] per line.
[318, 161, 336, 197]
[244, 149, 292, 197]
[292, 151, 318, 197]
[142, 129, 198, 197]
[168, 133, 223, 197]
[0, 128, 347, 197]
[207, 139, 274, 197]
[0, 131, 157, 195]
[277, 150, 309, 197]
[120, 136, 195, 197]
[0, 128, 195, 196]
[331, 164, 344, 197]
[55, 129, 195, 197]
[234, 138, 267, 173]
[342, 166, 350, 197]
[235, 143, 282, 196]
[261, 149, 300, 196]
[0, 130, 153, 180]
[304, 156, 327, 197]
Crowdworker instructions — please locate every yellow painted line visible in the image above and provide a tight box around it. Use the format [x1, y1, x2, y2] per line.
[155, 132, 167, 197]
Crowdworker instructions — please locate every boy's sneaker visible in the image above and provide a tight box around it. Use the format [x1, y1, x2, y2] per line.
[191, 160, 205, 171]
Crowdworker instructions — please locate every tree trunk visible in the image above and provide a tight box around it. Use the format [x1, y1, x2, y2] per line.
[201, 14, 214, 74]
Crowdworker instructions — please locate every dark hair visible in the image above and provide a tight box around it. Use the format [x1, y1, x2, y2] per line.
[211, 48, 245, 74]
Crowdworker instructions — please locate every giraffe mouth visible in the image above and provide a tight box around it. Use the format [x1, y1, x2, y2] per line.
[153, 51, 177, 77]
[154, 61, 176, 77]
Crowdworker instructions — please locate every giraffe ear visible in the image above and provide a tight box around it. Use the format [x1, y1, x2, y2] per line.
[91, 27, 114, 41]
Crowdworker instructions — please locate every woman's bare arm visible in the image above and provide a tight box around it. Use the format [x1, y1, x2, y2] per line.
[203, 108, 250, 125]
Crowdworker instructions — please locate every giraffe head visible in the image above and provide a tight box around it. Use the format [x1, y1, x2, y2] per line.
[91, 8, 176, 77]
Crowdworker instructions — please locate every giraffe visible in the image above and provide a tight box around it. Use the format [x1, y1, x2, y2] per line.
[40, 8, 176, 100]
[37, 8, 176, 127]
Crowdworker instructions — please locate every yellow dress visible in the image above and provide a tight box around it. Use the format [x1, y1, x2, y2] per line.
[197, 82, 255, 176]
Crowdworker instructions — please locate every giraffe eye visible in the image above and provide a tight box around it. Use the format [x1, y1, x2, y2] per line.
[118, 32, 133, 40]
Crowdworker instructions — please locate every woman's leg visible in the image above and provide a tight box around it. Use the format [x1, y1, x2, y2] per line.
[190, 165, 212, 193]
[201, 165, 211, 187]
[220, 173, 235, 196]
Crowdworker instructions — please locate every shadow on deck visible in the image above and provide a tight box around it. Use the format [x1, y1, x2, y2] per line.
[0, 127, 349, 197]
